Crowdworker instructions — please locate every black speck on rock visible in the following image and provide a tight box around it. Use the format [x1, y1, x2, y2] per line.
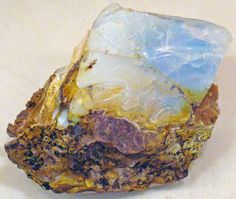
[98, 177, 109, 187]
[41, 182, 51, 190]
[50, 132, 57, 140]
[26, 156, 44, 171]
[24, 151, 33, 157]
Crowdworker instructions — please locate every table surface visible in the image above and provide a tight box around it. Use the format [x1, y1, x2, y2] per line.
[0, 1, 235, 199]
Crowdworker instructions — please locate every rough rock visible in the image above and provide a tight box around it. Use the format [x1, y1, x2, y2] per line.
[5, 3, 231, 193]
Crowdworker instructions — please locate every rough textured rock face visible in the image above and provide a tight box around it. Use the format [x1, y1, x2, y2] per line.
[5, 4, 231, 194]
[5, 85, 219, 193]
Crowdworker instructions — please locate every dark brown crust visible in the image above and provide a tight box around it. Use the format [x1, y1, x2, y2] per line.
[5, 84, 219, 193]
[5, 119, 188, 193]
[194, 84, 220, 125]
[7, 74, 56, 137]
[82, 111, 146, 154]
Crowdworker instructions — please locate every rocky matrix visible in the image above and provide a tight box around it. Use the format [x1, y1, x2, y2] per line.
[5, 4, 232, 193]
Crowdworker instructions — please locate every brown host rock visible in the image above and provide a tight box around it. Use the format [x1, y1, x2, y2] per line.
[5, 4, 231, 193]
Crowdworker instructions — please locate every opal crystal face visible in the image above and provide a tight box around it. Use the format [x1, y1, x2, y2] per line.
[72, 3, 232, 128]
[5, 4, 232, 194]
[89, 3, 232, 93]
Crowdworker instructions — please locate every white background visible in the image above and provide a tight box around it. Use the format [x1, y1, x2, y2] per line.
[0, 1, 235, 199]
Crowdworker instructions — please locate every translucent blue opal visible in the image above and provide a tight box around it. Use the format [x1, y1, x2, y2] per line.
[89, 3, 232, 97]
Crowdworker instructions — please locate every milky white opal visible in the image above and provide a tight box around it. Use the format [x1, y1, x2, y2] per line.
[71, 4, 232, 127]
[88, 3, 232, 93]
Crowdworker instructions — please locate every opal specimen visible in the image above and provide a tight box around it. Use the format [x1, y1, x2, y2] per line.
[5, 4, 232, 193]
